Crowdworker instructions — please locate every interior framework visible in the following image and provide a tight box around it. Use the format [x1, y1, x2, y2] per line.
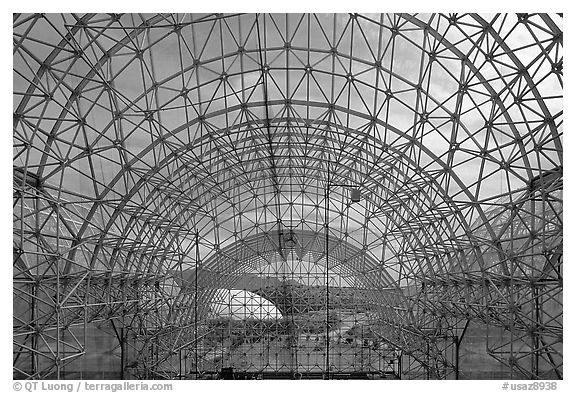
[13, 13, 562, 380]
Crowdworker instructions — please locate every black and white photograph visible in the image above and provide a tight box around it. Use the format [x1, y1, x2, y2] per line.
[11, 9, 564, 387]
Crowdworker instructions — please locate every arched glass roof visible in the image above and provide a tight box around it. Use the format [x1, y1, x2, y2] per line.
[13, 13, 562, 380]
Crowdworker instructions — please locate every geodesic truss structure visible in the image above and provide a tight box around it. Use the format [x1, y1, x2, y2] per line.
[13, 13, 562, 380]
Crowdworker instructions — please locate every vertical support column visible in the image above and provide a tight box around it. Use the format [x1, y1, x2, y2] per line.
[194, 230, 199, 376]
[32, 193, 40, 378]
[55, 202, 61, 380]
[509, 286, 515, 379]
[530, 195, 540, 379]
[455, 319, 470, 380]
[83, 285, 88, 380]
[30, 282, 37, 377]
[324, 169, 330, 379]
[455, 336, 460, 380]
[120, 327, 125, 380]
[178, 348, 182, 380]
[111, 320, 125, 380]
[426, 340, 430, 380]
[360, 325, 364, 371]
[532, 285, 540, 378]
